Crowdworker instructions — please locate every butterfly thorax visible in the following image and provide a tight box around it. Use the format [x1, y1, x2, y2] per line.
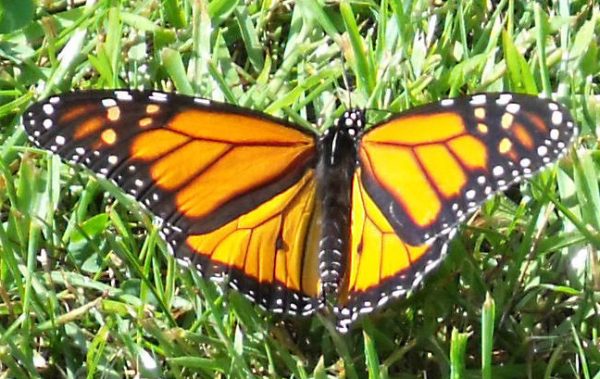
[316, 109, 365, 301]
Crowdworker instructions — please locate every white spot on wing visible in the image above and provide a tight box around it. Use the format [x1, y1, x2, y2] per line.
[496, 93, 512, 105]
[466, 189, 476, 200]
[149, 92, 168, 102]
[506, 103, 521, 114]
[108, 155, 118, 165]
[102, 98, 117, 107]
[194, 97, 210, 105]
[551, 111, 563, 125]
[43, 104, 54, 115]
[470, 94, 487, 105]
[114, 91, 133, 101]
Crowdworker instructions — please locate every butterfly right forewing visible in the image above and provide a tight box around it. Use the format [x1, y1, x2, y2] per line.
[358, 93, 577, 245]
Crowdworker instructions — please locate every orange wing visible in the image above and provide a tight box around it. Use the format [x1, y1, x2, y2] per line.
[24, 90, 322, 314]
[179, 169, 321, 314]
[336, 93, 577, 330]
[335, 171, 450, 331]
[359, 93, 577, 245]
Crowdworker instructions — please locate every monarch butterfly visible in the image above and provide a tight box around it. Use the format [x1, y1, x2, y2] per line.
[23, 90, 576, 332]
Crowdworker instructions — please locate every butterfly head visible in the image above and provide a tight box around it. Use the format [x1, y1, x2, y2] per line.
[335, 108, 365, 138]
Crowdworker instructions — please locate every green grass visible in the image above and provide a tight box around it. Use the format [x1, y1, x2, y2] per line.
[0, 0, 599, 377]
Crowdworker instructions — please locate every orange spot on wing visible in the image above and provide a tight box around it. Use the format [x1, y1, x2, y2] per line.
[74, 117, 104, 140]
[498, 138, 512, 154]
[525, 112, 548, 132]
[100, 128, 117, 145]
[60, 104, 96, 124]
[359, 143, 441, 228]
[168, 109, 314, 145]
[512, 123, 534, 149]
[363, 112, 465, 145]
[448, 135, 487, 170]
[146, 104, 160, 114]
[415, 144, 467, 198]
[107, 106, 120, 121]
[501, 113, 514, 129]
[139, 117, 153, 127]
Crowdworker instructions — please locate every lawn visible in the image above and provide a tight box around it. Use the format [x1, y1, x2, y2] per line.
[0, 0, 598, 378]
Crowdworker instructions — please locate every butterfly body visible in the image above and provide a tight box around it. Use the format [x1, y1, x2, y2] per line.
[23, 90, 577, 332]
[316, 110, 363, 298]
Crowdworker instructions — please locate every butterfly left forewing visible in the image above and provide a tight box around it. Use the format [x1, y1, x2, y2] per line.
[358, 93, 577, 245]
[24, 90, 323, 315]
[25, 91, 317, 224]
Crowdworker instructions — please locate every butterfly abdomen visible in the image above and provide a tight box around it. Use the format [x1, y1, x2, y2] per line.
[317, 110, 364, 299]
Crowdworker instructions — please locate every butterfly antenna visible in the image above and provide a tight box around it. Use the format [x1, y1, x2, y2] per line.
[336, 45, 355, 111]
[340, 66, 353, 110]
